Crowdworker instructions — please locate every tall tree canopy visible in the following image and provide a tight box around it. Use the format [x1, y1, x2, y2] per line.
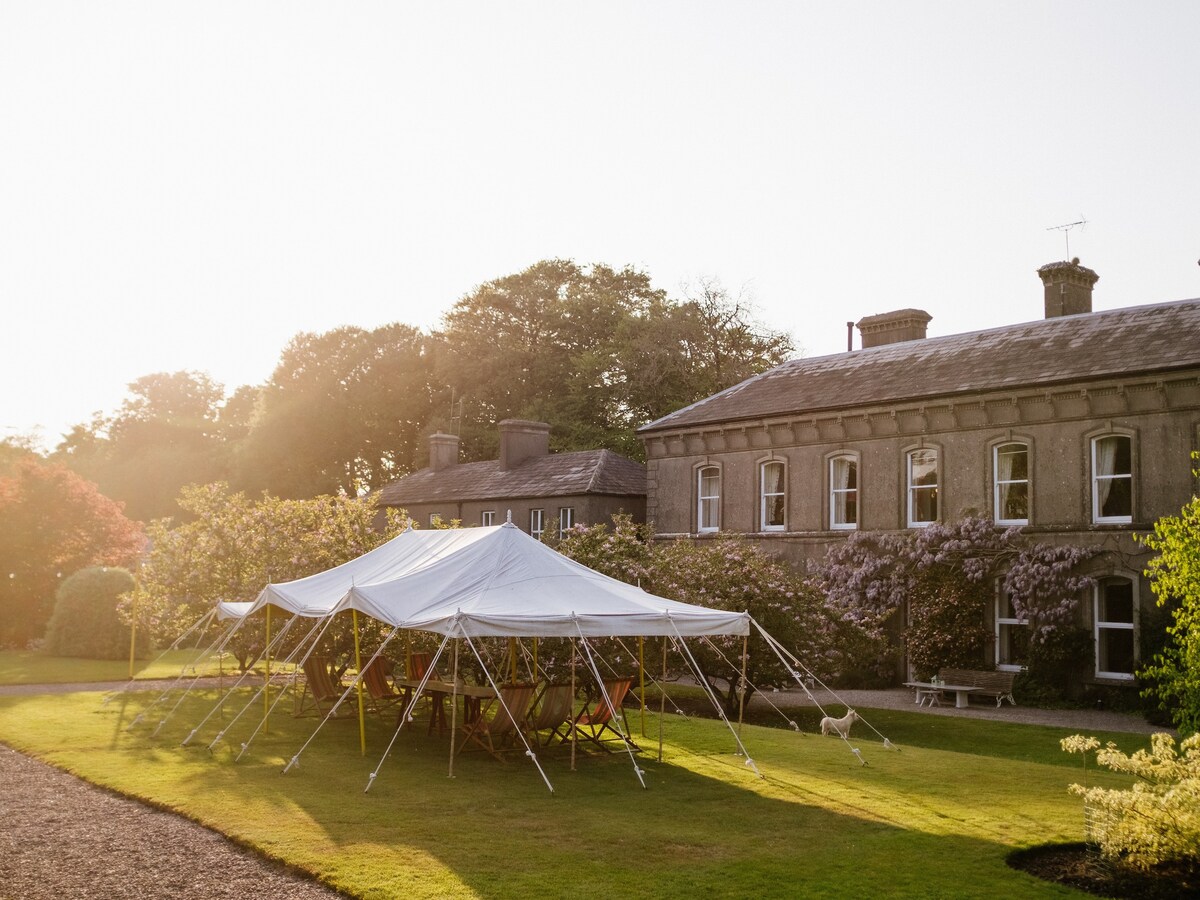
[234, 323, 437, 498]
[437, 261, 793, 460]
[54, 371, 232, 521]
[0, 458, 144, 646]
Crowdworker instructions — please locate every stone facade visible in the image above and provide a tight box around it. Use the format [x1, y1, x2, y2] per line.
[638, 261, 1200, 685]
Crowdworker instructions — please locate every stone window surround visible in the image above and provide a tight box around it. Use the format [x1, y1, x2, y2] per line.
[1088, 426, 1136, 525]
[825, 449, 860, 531]
[695, 461, 722, 534]
[758, 455, 786, 532]
[903, 441, 942, 529]
[990, 435, 1033, 527]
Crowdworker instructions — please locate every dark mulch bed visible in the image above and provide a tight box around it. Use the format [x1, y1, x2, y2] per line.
[1008, 843, 1200, 899]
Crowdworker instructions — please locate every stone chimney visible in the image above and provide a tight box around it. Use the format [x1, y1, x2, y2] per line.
[427, 432, 459, 472]
[498, 419, 551, 470]
[1038, 258, 1098, 318]
[856, 309, 933, 349]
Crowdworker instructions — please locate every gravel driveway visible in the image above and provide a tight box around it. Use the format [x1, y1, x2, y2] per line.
[0, 743, 348, 900]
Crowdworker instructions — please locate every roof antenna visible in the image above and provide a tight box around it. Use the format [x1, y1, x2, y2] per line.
[1046, 217, 1087, 260]
[448, 389, 464, 436]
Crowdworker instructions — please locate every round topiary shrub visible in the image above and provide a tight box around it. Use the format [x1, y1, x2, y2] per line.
[43, 567, 147, 659]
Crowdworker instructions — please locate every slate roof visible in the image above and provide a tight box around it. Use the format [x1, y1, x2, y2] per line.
[639, 298, 1200, 434]
[374, 448, 646, 506]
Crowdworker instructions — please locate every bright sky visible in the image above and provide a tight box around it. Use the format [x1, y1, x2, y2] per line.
[3, 2, 1198, 450]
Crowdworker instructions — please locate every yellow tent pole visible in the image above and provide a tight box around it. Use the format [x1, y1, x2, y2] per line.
[570, 638, 577, 772]
[532, 637, 538, 679]
[405, 631, 413, 678]
[353, 609, 366, 756]
[509, 637, 519, 684]
[658, 637, 666, 763]
[448, 638, 460, 778]
[128, 591, 137, 679]
[737, 633, 749, 737]
[263, 605, 271, 736]
[638, 636, 646, 737]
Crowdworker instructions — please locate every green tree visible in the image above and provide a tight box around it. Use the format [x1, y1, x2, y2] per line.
[129, 483, 409, 666]
[44, 566, 147, 659]
[437, 261, 794, 461]
[0, 459, 144, 646]
[54, 371, 231, 521]
[1138, 455, 1200, 735]
[235, 324, 438, 497]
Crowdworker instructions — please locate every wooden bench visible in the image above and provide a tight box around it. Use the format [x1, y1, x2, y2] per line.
[937, 668, 1017, 708]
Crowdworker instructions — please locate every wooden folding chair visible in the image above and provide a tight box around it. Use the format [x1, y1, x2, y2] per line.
[458, 683, 538, 760]
[295, 655, 344, 717]
[564, 677, 639, 751]
[361, 656, 406, 716]
[523, 683, 577, 747]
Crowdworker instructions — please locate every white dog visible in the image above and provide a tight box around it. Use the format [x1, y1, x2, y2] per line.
[819, 709, 859, 738]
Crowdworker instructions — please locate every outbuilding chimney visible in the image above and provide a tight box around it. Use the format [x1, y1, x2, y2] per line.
[427, 433, 460, 472]
[498, 420, 551, 470]
[1038, 258, 1098, 318]
[855, 308, 932, 349]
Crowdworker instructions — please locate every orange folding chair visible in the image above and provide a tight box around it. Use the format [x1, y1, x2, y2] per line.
[563, 677, 639, 751]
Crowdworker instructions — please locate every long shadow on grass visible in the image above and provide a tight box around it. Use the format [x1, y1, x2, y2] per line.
[41, 689, 1093, 900]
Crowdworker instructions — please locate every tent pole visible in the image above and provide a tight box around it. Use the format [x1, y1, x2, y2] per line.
[128, 589, 137, 679]
[263, 605, 271, 736]
[353, 609, 366, 756]
[508, 637, 518, 684]
[533, 637, 538, 679]
[448, 636, 460, 778]
[658, 636, 666, 763]
[569, 637, 577, 772]
[638, 636, 646, 738]
[737, 633, 749, 737]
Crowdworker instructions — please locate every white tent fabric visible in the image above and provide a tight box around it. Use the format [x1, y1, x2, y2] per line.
[335, 523, 749, 638]
[216, 600, 254, 621]
[247, 526, 489, 617]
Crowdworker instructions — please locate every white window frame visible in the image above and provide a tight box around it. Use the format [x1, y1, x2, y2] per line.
[906, 448, 939, 528]
[993, 442, 1030, 526]
[994, 587, 1028, 673]
[481, 510, 495, 527]
[759, 460, 786, 532]
[829, 455, 858, 531]
[529, 508, 545, 539]
[558, 506, 575, 538]
[1092, 435, 1133, 524]
[1095, 577, 1137, 681]
[697, 465, 721, 533]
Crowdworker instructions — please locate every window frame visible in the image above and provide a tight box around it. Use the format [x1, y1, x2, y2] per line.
[696, 464, 721, 534]
[1094, 576, 1137, 681]
[558, 506, 575, 538]
[828, 453, 859, 531]
[994, 586, 1028, 673]
[529, 508, 545, 539]
[993, 441, 1030, 526]
[906, 447, 940, 528]
[759, 459, 786, 532]
[481, 510, 496, 527]
[1091, 434, 1133, 524]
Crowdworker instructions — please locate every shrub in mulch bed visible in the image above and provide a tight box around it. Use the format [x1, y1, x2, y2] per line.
[1008, 843, 1200, 899]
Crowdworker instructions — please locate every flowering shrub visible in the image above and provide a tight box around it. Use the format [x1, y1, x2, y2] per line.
[554, 517, 832, 713]
[808, 516, 1097, 681]
[1062, 732, 1200, 873]
[1136, 456, 1200, 736]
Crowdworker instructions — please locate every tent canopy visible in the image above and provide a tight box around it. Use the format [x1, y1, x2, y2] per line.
[251, 523, 748, 639]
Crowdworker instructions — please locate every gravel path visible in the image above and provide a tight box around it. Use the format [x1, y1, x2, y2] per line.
[0, 741, 348, 900]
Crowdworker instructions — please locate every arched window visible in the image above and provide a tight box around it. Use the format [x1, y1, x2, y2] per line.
[760, 460, 786, 531]
[829, 455, 858, 530]
[697, 466, 720, 533]
[993, 442, 1029, 525]
[906, 448, 939, 527]
[1092, 435, 1132, 523]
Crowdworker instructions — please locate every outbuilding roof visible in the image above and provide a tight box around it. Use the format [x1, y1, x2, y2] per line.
[639, 298, 1200, 433]
[374, 448, 646, 506]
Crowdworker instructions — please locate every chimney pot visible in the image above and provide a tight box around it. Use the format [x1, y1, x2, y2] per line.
[1038, 259, 1098, 318]
[856, 309, 932, 349]
[498, 420, 551, 470]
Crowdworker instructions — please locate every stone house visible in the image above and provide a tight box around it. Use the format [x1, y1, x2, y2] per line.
[637, 260, 1200, 685]
[374, 419, 646, 537]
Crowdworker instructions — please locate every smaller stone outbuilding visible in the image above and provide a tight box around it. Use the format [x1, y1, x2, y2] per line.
[373, 420, 646, 537]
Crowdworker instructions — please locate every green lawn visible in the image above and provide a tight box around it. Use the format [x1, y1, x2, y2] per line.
[0, 648, 241, 684]
[0, 685, 1153, 899]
